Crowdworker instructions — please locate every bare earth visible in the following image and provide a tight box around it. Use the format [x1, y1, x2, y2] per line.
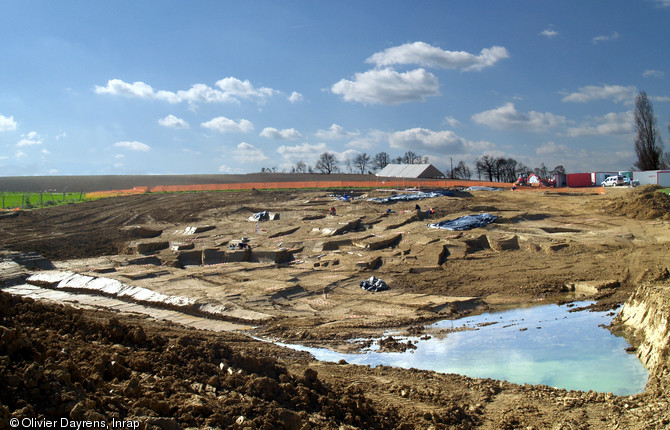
[2, 184, 670, 429]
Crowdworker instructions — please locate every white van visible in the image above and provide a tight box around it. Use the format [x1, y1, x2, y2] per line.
[601, 175, 624, 187]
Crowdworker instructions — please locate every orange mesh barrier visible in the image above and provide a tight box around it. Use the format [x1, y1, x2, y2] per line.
[84, 179, 605, 199]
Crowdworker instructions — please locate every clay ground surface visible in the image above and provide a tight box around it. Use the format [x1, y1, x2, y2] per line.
[2, 184, 670, 428]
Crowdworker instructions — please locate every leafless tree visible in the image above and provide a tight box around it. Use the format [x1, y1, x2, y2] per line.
[371, 152, 390, 171]
[352, 153, 371, 174]
[315, 152, 339, 174]
[294, 161, 307, 173]
[452, 161, 471, 179]
[633, 91, 664, 171]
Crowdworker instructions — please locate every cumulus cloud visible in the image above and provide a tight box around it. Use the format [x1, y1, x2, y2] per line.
[113, 141, 151, 152]
[332, 68, 439, 104]
[653, 0, 670, 6]
[592, 31, 619, 44]
[472, 103, 567, 132]
[366, 42, 509, 72]
[0, 114, 17, 132]
[234, 142, 269, 163]
[536, 141, 570, 156]
[565, 111, 634, 137]
[643, 69, 664, 78]
[158, 114, 190, 129]
[443, 116, 461, 127]
[95, 77, 283, 105]
[17, 131, 43, 147]
[277, 142, 327, 164]
[562, 84, 637, 104]
[315, 124, 359, 140]
[389, 127, 495, 153]
[539, 28, 559, 38]
[201, 117, 254, 133]
[260, 127, 302, 140]
[288, 91, 304, 103]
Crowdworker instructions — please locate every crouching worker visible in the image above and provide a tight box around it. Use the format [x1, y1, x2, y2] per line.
[329, 206, 336, 216]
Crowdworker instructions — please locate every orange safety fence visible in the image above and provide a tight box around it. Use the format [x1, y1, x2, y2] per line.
[84, 179, 606, 199]
[85, 179, 513, 199]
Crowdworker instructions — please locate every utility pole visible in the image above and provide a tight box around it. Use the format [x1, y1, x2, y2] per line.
[450, 157, 453, 179]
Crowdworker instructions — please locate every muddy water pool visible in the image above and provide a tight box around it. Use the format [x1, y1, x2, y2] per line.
[277, 302, 648, 395]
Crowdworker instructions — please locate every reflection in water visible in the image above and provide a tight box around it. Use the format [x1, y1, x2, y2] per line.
[277, 302, 648, 395]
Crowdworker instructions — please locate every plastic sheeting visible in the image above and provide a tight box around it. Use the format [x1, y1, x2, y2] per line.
[428, 213, 497, 231]
[367, 190, 454, 203]
[360, 276, 389, 292]
[466, 186, 503, 191]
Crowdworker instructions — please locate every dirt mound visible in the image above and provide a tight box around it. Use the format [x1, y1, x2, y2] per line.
[1, 291, 452, 429]
[608, 185, 670, 220]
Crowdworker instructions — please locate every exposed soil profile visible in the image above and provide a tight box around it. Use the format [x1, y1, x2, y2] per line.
[2, 184, 670, 428]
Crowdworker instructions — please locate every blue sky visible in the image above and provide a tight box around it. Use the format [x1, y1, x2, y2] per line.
[1, 0, 670, 177]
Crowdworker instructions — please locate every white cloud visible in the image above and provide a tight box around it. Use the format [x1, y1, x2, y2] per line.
[651, 95, 670, 102]
[0, 115, 17, 132]
[113, 141, 151, 152]
[260, 127, 302, 140]
[277, 142, 327, 164]
[234, 142, 269, 163]
[201, 117, 254, 133]
[389, 127, 495, 154]
[16, 150, 26, 158]
[443, 116, 461, 127]
[366, 42, 509, 72]
[315, 124, 359, 140]
[55, 132, 67, 140]
[562, 85, 637, 104]
[16, 131, 43, 147]
[332, 68, 439, 104]
[218, 164, 242, 173]
[288, 91, 304, 103]
[95, 77, 282, 105]
[539, 28, 558, 38]
[158, 114, 190, 129]
[643, 69, 665, 78]
[653, 0, 670, 6]
[592, 31, 619, 44]
[536, 141, 570, 156]
[472, 103, 567, 132]
[565, 111, 634, 137]
[41, 148, 50, 155]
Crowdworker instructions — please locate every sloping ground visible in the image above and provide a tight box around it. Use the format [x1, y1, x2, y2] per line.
[2, 290, 670, 429]
[3, 187, 670, 427]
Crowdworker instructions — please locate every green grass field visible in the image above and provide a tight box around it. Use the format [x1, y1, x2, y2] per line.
[0, 192, 86, 209]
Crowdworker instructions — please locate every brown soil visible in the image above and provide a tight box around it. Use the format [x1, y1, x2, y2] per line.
[2, 185, 670, 428]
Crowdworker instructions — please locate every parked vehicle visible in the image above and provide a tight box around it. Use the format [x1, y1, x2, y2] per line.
[601, 175, 624, 187]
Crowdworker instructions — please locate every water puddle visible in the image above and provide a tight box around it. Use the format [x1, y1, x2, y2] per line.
[276, 302, 648, 395]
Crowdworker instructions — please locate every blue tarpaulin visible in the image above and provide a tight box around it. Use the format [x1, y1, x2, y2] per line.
[428, 213, 497, 231]
[466, 186, 503, 191]
[367, 190, 454, 203]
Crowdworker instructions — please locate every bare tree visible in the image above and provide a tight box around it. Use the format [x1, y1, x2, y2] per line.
[402, 151, 422, 164]
[633, 91, 664, 171]
[315, 152, 339, 174]
[452, 161, 471, 179]
[294, 161, 307, 173]
[475, 155, 496, 181]
[371, 152, 390, 171]
[550, 165, 565, 175]
[352, 153, 371, 174]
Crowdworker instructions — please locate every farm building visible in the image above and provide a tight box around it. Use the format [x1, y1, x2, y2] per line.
[633, 170, 670, 187]
[375, 164, 445, 179]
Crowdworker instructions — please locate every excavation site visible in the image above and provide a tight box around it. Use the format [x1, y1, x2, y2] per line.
[2, 183, 670, 429]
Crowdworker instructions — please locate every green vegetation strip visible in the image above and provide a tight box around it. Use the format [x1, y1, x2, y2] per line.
[658, 188, 670, 195]
[0, 192, 87, 209]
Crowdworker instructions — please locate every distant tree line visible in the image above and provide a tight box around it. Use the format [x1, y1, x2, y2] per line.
[261, 150, 564, 182]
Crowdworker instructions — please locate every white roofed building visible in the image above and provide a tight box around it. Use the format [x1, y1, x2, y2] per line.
[375, 164, 445, 179]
